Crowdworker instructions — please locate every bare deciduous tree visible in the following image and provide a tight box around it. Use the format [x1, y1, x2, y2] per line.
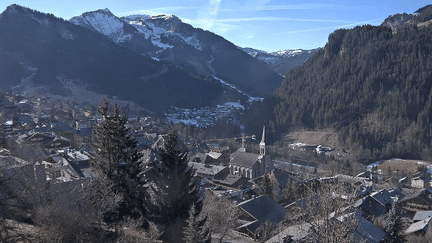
[201, 191, 239, 243]
[299, 182, 359, 243]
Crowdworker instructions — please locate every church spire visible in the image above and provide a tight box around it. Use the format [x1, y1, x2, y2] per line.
[260, 126, 266, 155]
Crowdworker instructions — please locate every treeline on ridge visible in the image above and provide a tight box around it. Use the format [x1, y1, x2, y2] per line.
[243, 5, 432, 161]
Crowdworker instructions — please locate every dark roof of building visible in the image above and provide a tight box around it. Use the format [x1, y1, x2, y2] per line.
[237, 195, 288, 224]
[50, 154, 68, 165]
[230, 151, 260, 168]
[359, 196, 387, 217]
[0, 155, 29, 170]
[266, 222, 310, 242]
[354, 214, 386, 243]
[413, 211, 432, 221]
[213, 173, 246, 186]
[388, 189, 406, 201]
[370, 189, 393, 206]
[413, 176, 431, 183]
[76, 128, 93, 137]
[190, 153, 208, 163]
[400, 188, 432, 205]
[231, 195, 243, 204]
[188, 162, 227, 176]
[50, 122, 75, 133]
[238, 220, 261, 235]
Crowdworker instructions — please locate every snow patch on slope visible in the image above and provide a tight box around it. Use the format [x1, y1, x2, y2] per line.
[127, 17, 202, 51]
[213, 76, 263, 102]
[84, 12, 123, 36]
[28, 13, 49, 26]
[151, 37, 173, 49]
[61, 30, 73, 40]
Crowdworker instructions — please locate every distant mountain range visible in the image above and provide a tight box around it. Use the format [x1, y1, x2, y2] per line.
[237, 46, 320, 76]
[0, 5, 283, 111]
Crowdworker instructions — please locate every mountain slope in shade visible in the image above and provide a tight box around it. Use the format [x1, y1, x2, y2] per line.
[0, 4, 229, 111]
[262, 4, 432, 155]
[70, 9, 283, 96]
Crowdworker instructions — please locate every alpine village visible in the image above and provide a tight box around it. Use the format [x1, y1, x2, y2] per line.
[2, 3, 432, 243]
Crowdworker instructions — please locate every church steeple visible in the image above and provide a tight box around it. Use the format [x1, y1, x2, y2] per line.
[260, 126, 266, 155]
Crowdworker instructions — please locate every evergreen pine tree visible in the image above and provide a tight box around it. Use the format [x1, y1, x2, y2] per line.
[182, 204, 211, 243]
[283, 180, 294, 203]
[149, 128, 201, 239]
[260, 171, 273, 198]
[383, 203, 406, 243]
[90, 99, 146, 226]
[0, 124, 5, 148]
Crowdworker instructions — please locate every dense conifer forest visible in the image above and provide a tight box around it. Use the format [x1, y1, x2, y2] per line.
[243, 5, 432, 161]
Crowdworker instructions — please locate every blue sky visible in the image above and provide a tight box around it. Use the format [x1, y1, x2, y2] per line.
[1, 1, 430, 52]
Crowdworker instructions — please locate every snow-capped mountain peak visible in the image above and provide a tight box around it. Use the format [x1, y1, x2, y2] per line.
[70, 8, 125, 38]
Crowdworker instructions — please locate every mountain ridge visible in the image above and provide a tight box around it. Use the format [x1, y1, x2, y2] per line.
[0, 4, 284, 112]
[0, 4, 228, 111]
[70, 8, 283, 96]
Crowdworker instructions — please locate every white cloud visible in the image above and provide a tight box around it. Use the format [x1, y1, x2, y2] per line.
[193, 0, 223, 30]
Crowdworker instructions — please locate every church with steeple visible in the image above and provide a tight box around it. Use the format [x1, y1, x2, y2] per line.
[229, 126, 272, 179]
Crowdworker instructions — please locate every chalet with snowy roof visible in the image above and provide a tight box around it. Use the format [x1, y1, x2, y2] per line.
[66, 149, 90, 166]
[413, 211, 432, 221]
[229, 127, 272, 179]
[405, 217, 432, 235]
[44, 154, 84, 182]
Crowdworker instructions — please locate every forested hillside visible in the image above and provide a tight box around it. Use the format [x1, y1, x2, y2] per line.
[244, 5, 432, 160]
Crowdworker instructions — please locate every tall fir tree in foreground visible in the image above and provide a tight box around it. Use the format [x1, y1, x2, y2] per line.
[149, 128, 201, 241]
[383, 203, 406, 243]
[182, 204, 211, 243]
[90, 99, 147, 227]
[0, 124, 5, 148]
